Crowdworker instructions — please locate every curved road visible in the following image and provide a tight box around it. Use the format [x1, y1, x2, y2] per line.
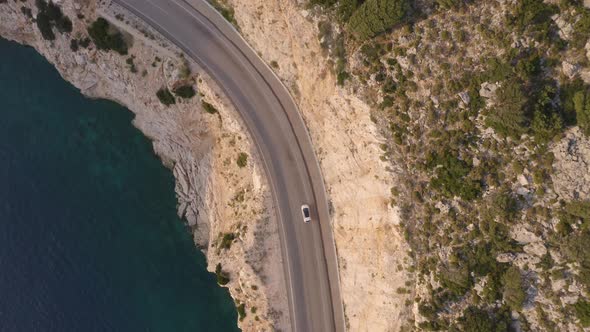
[111, 0, 345, 331]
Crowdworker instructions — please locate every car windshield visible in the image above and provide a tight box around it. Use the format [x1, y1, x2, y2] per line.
[303, 208, 310, 218]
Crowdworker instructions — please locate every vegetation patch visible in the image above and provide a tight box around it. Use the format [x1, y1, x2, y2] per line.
[215, 263, 230, 285]
[348, 0, 409, 40]
[156, 88, 176, 106]
[218, 232, 236, 250]
[236, 152, 248, 168]
[34, 0, 72, 41]
[173, 85, 196, 99]
[209, 0, 237, 27]
[574, 300, 590, 327]
[87, 17, 128, 55]
[236, 303, 246, 321]
[201, 101, 218, 114]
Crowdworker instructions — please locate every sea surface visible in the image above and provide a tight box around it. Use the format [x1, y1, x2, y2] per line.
[0, 38, 239, 332]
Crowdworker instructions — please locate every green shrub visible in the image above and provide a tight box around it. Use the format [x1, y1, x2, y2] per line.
[215, 263, 230, 285]
[507, 0, 557, 32]
[568, 236, 590, 287]
[337, 0, 360, 22]
[439, 265, 472, 298]
[564, 200, 590, 222]
[34, 0, 72, 40]
[21, 6, 33, 18]
[69, 39, 79, 52]
[530, 82, 564, 142]
[156, 88, 176, 106]
[574, 300, 590, 327]
[201, 101, 218, 114]
[173, 85, 196, 99]
[36, 12, 55, 40]
[348, 0, 409, 40]
[436, 0, 464, 10]
[55, 16, 72, 33]
[454, 306, 511, 332]
[573, 9, 590, 49]
[574, 89, 590, 136]
[210, 0, 237, 26]
[236, 303, 246, 321]
[87, 18, 128, 55]
[237, 152, 248, 168]
[484, 79, 528, 138]
[487, 189, 518, 222]
[502, 266, 526, 311]
[79, 37, 91, 48]
[219, 232, 236, 250]
[427, 150, 481, 200]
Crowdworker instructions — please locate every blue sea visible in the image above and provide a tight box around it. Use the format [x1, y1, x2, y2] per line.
[0, 38, 239, 332]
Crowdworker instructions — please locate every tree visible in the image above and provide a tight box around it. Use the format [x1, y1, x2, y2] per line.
[87, 18, 128, 55]
[237, 152, 248, 168]
[485, 79, 528, 138]
[36, 12, 55, 40]
[427, 150, 481, 200]
[453, 306, 511, 332]
[574, 90, 590, 136]
[55, 16, 73, 33]
[215, 263, 230, 285]
[574, 300, 590, 327]
[338, 0, 359, 22]
[502, 266, 526, 311]
[156, 88, 176, 106]
[348, 0, 409, 40]
[173, 85, 196, 99]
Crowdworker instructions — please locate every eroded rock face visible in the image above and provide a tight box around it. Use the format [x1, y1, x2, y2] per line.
[223, 0, 414, 330]
[552, 128, 590, 201]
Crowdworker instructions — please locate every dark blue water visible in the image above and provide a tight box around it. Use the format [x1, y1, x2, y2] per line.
[0, 38, 239, 332]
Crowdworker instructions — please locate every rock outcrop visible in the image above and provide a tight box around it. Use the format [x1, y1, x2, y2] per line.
[552, 128, 590, 201]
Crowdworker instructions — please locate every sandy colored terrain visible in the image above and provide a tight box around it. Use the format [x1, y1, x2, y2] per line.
[224, 0, 413, 330]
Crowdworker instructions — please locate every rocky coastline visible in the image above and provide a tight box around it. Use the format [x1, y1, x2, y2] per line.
[0, 0, 289, 330]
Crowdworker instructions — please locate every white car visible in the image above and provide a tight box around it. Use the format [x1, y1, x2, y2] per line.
[301, 204, 311, 223]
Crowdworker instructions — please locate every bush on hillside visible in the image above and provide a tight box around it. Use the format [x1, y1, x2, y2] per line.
[502, 266, 526, 311]
[36, 12, 55, 40]
[574, 300, 590, 327]
[574, 89, 590, 136]
[237, 152, 248, 168]
[87, 18, 128, 55]
[348, 0, 409, 40]
[484, 79, 528, 138]
[573, 9, 590, 49]
[34, 0, 72, 40]
[55, 16, 73, 33]
[156, 88, 176, 106]
[453, 306, 511, 332]
[426, 150, 481, 200]
[201, 101, 218, 114]
[215, 263, 230, 285]
[236, 303, 246, 321]
[507, 0, 557, 40]
[173, 85, 196, 99]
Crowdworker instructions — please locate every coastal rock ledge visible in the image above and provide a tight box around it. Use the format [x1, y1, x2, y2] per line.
[0, 0, 289, 330]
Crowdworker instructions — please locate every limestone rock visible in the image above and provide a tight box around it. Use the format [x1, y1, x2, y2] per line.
[562, 61, 581, 79]
[523, 242, 547, 257]
[480, 82, 499, 100]
[551, 128, 590, 200]
[511, 224, 541, 244]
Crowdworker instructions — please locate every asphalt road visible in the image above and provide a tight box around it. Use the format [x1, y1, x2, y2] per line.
[111, 0, 346, 331]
